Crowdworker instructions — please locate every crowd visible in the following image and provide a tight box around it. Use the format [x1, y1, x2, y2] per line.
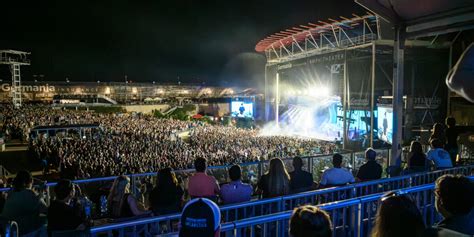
[0, 104, 337, 179]
[0, 158, 472, 237]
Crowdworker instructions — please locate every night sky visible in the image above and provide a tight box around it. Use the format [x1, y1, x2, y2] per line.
[1, 0, 363, 89]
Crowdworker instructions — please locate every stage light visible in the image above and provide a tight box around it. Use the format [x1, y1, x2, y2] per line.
[105, 87, 111, 95]
[320, 86, 330, 97]
[132, 87, 138, 94]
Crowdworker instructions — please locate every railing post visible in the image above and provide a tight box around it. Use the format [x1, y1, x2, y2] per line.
[351, 151, 355, 171]
[357, 201, 363, 237]
[308, 156, 313, 174]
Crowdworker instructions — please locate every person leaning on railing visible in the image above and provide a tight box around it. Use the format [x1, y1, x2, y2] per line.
[47, 179, 89, 234]
[1, 170, 49, 236]
[107, 175, 151, 219]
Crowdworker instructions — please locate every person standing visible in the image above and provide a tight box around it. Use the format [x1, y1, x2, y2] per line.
[426, 139, 453, 170]
[445, 117, 460, 166]
[429, 123, 446, 145]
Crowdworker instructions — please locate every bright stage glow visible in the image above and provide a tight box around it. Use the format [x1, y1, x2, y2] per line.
[260, 94, 343, 141]
[291, 86, 330, 98]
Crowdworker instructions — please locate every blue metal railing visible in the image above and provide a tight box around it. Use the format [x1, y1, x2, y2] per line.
[0, 150, 356, 195]
[95, 176, 470, 237]
[87, 169, 474, 236]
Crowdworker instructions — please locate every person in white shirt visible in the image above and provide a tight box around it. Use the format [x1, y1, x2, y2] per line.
[319, 154, 355, 188]
[427, 139, 453, 169]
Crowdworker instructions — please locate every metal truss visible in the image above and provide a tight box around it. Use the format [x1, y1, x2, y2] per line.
[0, 50, 31, 108]
[257, 14, 380, 65]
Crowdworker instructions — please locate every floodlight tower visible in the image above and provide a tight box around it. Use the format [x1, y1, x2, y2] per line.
[0, 50, 31, 108]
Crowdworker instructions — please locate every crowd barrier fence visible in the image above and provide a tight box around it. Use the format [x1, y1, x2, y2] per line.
[87, 168, 474, 236]
[90, 176, 473, 237]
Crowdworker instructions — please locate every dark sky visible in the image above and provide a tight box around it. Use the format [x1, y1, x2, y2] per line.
[1, 0, 364, 89]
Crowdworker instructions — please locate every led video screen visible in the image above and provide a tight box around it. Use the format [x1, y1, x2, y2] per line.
[377, 106, 393, 143]
[231, 101, 254, 118]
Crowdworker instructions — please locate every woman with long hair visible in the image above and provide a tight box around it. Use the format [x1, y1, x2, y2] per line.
[371, 192, 426, 237]
[257, 158, 290, 198]
[149, 168, 184, 215]
[405, 141, 429, 173]
[429, 123, 446, 145]
[107, 175, 150, 218]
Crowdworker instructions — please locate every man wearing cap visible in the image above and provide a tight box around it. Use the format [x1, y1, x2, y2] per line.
[179, 198, 221, 237]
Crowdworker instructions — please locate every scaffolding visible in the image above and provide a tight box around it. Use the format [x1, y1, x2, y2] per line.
[0, 50, 31, 108]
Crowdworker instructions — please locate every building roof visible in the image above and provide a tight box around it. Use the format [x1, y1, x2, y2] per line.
[355, 0, 474, 38]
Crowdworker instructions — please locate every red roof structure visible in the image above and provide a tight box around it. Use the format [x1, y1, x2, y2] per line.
[255, 13, 377, 53]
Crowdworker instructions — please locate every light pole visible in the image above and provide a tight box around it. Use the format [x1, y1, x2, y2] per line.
[125, 75, 128, 104]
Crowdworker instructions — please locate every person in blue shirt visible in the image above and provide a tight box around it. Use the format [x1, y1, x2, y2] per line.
[220, 165, 252, 204]
[426, 139, 453, 170]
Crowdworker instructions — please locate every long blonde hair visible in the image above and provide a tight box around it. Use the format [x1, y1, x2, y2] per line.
[108, 175, 131, 217]
[266, 158, 290, 197]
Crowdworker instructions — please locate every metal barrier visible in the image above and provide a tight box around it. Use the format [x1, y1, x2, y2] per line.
[0, 150, 357, 198]
[218, 165, 472, 222]
[87, 168, 474, 236]
[216, 176, 474, 237]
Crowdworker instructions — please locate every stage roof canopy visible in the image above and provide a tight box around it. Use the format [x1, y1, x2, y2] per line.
[355, 0, 474, 38]
[255, 14, 377, 53]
